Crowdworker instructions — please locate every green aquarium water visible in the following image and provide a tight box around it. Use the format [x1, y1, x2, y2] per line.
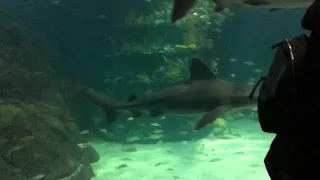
[0, 0, 308, 179]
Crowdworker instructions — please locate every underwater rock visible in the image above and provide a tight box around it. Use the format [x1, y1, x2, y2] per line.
[0, 103, 98, 180]
[0, 10, 98, 180]
[81, 145, 100, 164]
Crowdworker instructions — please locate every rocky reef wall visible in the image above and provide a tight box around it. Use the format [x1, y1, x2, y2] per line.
[0, 10, 99, 180]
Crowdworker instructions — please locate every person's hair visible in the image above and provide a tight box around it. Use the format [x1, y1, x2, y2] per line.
[301, 2, 320, 31]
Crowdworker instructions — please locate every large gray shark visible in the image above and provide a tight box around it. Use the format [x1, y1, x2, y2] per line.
[82, 58, 257, 130]
[171, 0, 313, 23]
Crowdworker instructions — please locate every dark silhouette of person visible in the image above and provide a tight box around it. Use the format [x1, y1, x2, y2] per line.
[264, 2, 320, 180]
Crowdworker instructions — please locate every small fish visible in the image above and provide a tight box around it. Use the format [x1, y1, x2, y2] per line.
[243, 61, 255, 66]
[80, 130, 90, 135]
[229, 58, 236, 62]
[150, 122, 161, 127]
[229, 74, 236, 78]
[51, 0, 61, 5]
[127, 117, 134, 121]
[178, 131, 189, 135]
[29, 174, 45, 180]
[77, 143, 89, 148]
[98, 14, 107, 19]
[114, 76, 123, 82]
[253, 68, 263, 73]
[115, 164, 128, 169]
[20, 136, 35, 141]
[155, 162, 164, 167]
[121, 147, 138, 152]
[213, 28, 222, 33]
[159, 116, 166, 120]
[153, 129, 164, 133]
[7, 145, 23, 156]
[149, 134, 164, 139]
[99, 129, 108, 133]
[126, 136, 140, 142]
[116, 124, 125, 128]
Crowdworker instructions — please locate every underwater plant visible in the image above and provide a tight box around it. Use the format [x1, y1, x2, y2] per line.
[162, 56, 189, 82]
[136, 73, 153, 84]
[116, 0, 230, 57]
[212, 118, 231, 136]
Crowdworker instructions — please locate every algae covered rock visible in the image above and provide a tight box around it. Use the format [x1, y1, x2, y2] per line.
[0, 105, 22, 129]
[0, 9, 99, 180]
[0, 103, 99, 180]
[81, 145, 100, 164]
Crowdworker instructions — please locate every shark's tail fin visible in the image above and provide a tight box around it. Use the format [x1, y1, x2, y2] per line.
[81, 87, 123, 124]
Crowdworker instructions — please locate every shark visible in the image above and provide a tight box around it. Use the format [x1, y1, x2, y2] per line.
[81, 58, 257, 130]
[171, 0, 314, 23]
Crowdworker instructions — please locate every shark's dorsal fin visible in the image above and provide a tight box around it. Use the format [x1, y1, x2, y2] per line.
[188, 58, 215, 82]
[128, 94, 137, 102]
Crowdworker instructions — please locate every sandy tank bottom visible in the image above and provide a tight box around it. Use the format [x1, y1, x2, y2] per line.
[89, 118, 275, 180]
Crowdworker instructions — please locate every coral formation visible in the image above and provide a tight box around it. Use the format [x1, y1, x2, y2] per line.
[162, 56, 189, 82]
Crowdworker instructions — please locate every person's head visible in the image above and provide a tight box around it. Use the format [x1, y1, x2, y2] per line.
[301, 1, 320, 31]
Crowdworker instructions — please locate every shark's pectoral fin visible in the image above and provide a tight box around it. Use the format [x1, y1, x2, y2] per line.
[130, 111, 143, 117]
[195, 105, 231, 130]
[103, 108, 119, 124]
[149, 109, 164, 117]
